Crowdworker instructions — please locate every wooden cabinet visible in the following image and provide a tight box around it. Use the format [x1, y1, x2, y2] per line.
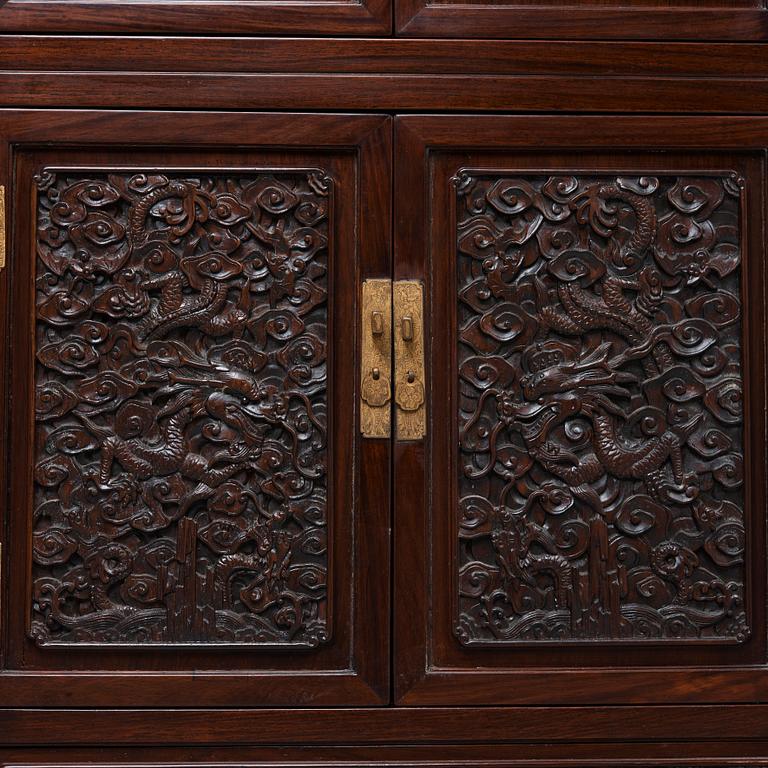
[0, 13, 767, 767]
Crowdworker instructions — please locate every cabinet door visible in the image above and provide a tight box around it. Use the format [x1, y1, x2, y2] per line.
[394, 115, 768, 705]
[0, 110, 391, 707]
[396, 0, 767, 39]
[0, 0, 391, 35]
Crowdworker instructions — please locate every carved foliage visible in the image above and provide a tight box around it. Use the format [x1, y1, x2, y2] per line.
[32, 169, 332, 646]
[456, 172, 747, 644]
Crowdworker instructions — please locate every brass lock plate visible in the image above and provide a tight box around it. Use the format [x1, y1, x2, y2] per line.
[394, 280, 426, 440]
[360, 279, 392, 438]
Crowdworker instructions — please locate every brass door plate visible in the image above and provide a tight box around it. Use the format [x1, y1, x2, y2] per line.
[394, 280, 425, 440]
[360, 279, 392, 438]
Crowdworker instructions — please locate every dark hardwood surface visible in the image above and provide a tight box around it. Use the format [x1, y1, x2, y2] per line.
[3, 706, 768, 745]
[0, 110, 392, 708]
[394, 114, 768, 707]
[0, 0, 392, 35]
[2, 38, 768, 113]
[1, 746, 768, 767]
[2, 742, 768, 765]
[7, 74, 768, 112]
[395, 4, 768, 40]
[0, 0, 766, 39]
[4, 38, 768, 76]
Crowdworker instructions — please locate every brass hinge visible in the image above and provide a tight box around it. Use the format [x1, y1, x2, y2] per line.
[0, 185, 6, 271]
[360, 279, 426, 440]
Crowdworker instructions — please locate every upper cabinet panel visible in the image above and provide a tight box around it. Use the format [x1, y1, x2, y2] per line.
[396, 0, 768, 39]
[0, 0, 391, 35]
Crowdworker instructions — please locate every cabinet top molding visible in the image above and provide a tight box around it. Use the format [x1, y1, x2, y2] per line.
[3, 38, 768, 114]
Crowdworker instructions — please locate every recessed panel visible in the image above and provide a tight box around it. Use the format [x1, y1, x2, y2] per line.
[32, 169, 331, 648]
[455, 172, 746, 645]
[0, 0, 392, 35]
[395, 0, 767, 40]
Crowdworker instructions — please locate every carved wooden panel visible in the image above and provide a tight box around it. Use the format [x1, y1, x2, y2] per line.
[32, 169, 332, 647]
[456, 172, 747, 645]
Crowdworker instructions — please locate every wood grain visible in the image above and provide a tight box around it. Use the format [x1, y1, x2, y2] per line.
[3, 38, 768, 77]
[3, 706, 768, 745]
[3, 73, 768, 113]
[396, 4, 768, 39]
[0, 0, 391, 35]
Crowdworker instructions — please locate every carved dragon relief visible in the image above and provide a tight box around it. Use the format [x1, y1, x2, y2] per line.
[455, 172, 748, 644]
[32, 169, 331, 646]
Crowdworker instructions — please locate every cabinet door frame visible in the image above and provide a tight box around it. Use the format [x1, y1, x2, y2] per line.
[394, 114, 768, 706]
[0, 109, 392, 707]
[0, 0, 392, 35]
[395, 1, 768, 40]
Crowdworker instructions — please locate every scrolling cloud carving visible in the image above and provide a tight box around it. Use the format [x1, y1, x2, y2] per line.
[456, 172, 747, 644]
[32, 169, 331, 646]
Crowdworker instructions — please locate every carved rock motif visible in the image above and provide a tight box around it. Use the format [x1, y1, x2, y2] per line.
[456, 172, 748, 644]
[32, 169, 331, 646]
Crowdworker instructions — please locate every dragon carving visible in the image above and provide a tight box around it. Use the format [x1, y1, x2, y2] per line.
[32, 169, 331, 646]
[456, 173, 748, 643]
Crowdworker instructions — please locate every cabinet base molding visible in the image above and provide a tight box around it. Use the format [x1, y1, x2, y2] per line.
[3, 740, 768, 765]
[1, 707, 768, 746]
